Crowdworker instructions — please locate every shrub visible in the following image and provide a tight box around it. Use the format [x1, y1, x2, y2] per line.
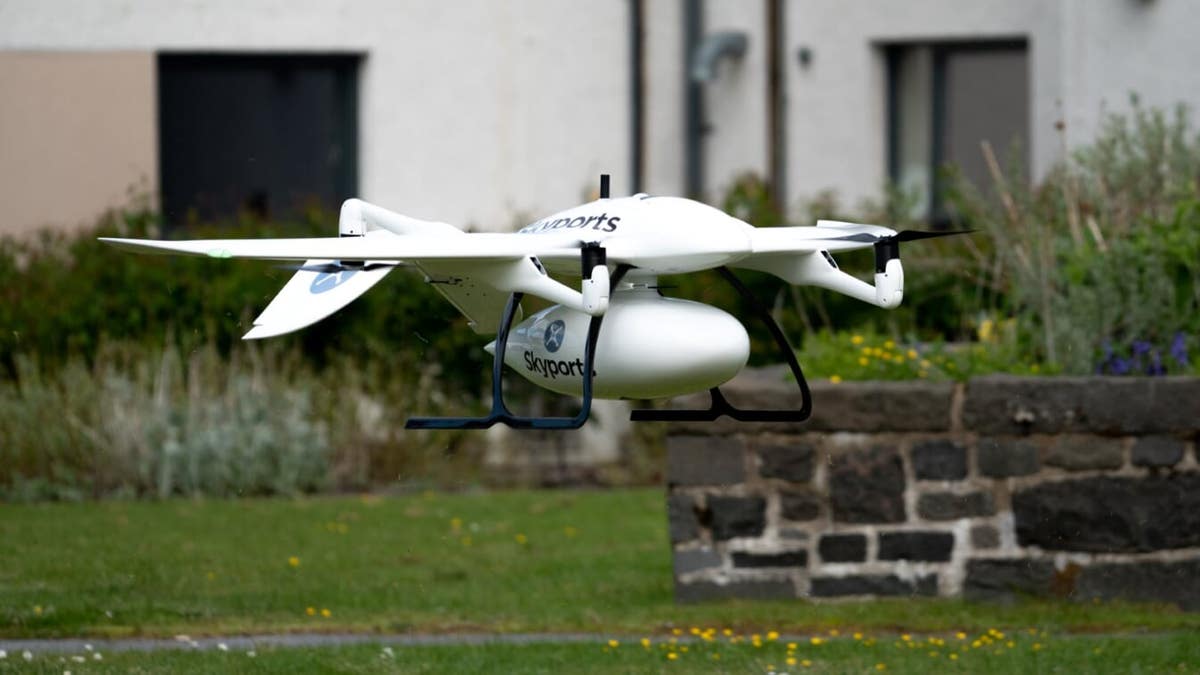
[947, 101, 1200, 374]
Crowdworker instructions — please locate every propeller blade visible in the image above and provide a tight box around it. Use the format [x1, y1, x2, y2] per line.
[889, 229, 974, 243]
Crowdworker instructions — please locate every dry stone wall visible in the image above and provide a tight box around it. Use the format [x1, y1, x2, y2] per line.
[665, 373, 1200, 609]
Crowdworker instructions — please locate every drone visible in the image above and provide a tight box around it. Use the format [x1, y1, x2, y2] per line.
[101, 175, 965, 430]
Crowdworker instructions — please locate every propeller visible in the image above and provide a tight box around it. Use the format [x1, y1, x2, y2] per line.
[870, 229, 973, 272]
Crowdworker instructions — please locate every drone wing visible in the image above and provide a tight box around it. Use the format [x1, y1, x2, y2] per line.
[100, 206, 595, 338]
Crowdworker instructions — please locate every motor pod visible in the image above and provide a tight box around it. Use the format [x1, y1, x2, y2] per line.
[500, 287, 750, 399]
[580, 243, 610, 315]
[872, 238, 904, 308]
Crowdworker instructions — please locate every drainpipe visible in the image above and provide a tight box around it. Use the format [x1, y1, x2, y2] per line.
[628, 0, 645, 194]
[684, 1, 749, 201]
[684, 0, 704, 199]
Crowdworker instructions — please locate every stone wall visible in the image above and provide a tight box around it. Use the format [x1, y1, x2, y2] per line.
[666, 372, 1200, 609]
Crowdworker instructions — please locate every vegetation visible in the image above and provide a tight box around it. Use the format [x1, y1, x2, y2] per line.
[2, 489, 1197, 641]
[4, 631, 1198, 674]
[2, 102, 1199, 498]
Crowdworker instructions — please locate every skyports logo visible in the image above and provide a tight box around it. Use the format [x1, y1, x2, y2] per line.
[310, 270, 358, 294]
[523, 351, 586, 380]
[518, 212, 621, 234]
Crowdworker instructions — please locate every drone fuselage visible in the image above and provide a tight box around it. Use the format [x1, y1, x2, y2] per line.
[517, 195, 754, 277]
[496, 284, 749, 399]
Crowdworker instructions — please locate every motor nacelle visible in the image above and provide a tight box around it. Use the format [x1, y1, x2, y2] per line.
[498, 287, 750, 399]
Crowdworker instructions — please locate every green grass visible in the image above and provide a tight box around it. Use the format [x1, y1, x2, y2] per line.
[2, 489, 1199, 641]
[3, 633, 1199, 674]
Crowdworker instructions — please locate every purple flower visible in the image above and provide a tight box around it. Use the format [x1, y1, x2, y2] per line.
[1132, 340, 1153, 356]
[1170, 332, 1189, 367]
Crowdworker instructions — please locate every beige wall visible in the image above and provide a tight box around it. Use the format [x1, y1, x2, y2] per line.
[0, 51, 155, 235]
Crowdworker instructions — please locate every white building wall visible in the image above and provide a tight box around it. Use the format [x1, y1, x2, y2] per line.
[0, 0, 631, 231]
[2, 1, 1199, 231]
[783, 0, 1058, 213]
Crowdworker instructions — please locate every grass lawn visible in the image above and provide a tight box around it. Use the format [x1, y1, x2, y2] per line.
[2, 488, 1198, 646]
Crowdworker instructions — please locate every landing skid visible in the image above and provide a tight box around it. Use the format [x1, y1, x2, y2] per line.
[628, 266, 813, 423]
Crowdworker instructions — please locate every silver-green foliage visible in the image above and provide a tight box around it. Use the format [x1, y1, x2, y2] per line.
[1, 345, 330, 499]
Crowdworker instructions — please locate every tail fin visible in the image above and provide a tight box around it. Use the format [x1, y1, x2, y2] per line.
[242, 261, 394, 339]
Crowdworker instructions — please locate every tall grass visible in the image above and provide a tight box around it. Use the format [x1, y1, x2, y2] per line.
[0, 342, 482, 501]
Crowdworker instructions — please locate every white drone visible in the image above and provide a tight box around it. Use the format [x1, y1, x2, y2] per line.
[102, 175, 964, 429]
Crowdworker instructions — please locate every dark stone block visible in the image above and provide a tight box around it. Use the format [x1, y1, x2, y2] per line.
[1076, 559, 1200, 611]
[810, 574, 938, 597]
[666, 435, 745, 486]
[673, 547, 722, 576]
[708, 496, 767, 541]
[964, 558, 1056, 601]
[668, 494, 700, 544]
[732, 550, 808, 568]
[756, 438, 816, 482]
[1045, 436, 1123, 471]
[818, 534, 867, 563]
[963, 376, 1200, 435]
[668, 373, 955, 435]
[675, 578, 795, 603]
[918, 491, 996, 521]
[970, 525, 1001, 549]
[912, 439, 968, 480]
[977, 438, 1040, 477]
[1132, 436, 1185, 468]
[878, 531, 955, 562]
[1012, 474, 1200, 552]
[780, 491, 821, 521]
[829, 446, 906, 523]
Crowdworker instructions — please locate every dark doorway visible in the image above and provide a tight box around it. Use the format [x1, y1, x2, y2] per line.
[158, 53, 360, 227]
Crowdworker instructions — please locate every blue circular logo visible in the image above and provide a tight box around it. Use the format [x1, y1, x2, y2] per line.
[543, 319, 566, 353]
[309, 270, 358, 294]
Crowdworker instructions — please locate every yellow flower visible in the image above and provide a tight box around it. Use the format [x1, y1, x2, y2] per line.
[884, 339, 896, 350]
[876, 663, 887, 671]
[906, 349, 918, 359]
[461, 536, 472, 546]
[787, 642, 798, 650]
[861, 347, 872, 356]
[608, 639, 619, 648]
[829, 375, 842, 384]
[1032, 643, 1043, 651]
[288, 556, 300, 568]
[305, 606, 315, 616]
[810, 636, 824, 646]
[515, 533, 528, 545]
[858, 357, 869, 366]
[450, 517, 462, 532]
[787, 657, 798, 666]
[853, 632, 863, 640]
[978, 319, 995, 343]
[955, 632, 967, 640]
[563, 526, 578, 537]
[829, 628, 840, 636]
[767, 631, 779, 641]
[641, 638, 651, 649]
[801, 659, 812, 667]
[666, 652, 678, 661]
[851, 335, 864, 345]
[320, 608, 331, 618]
[901, 634, 911, 642]
[949, 653, 958, 660]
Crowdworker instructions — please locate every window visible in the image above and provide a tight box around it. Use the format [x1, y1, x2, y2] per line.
[158, 53, 360, 227]
[885, 41, 1028, 223]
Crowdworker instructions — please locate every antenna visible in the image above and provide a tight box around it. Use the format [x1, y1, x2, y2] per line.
[599, 174, 610, 199]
